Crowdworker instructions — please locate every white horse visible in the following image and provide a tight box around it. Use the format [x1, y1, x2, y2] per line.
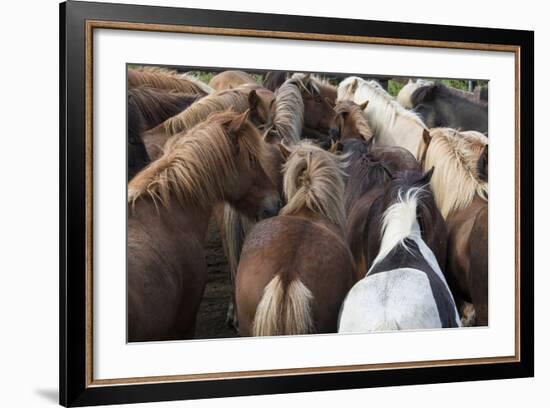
[396, 79, 434, 109]
[338, 175, 461, 333]
[337, 77, 428, 159]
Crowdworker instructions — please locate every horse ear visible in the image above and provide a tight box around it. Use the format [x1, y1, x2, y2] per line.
[329, 141, 344, 154]
[422, 128, 432, 146]
[359, 100, 369, 111]
[226, 109, 250, 133]
[477, 144, 489, 182]
[278, 142, 292, 160]
[350, 78, 358, 93]
[420, 166, 435, 184]
[248, 90, 260, 111]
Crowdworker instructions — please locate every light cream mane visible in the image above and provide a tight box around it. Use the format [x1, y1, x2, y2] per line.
[163, 89, 250, 136]
[281, 141, 347, 230]
[396, 79, 434, 109]
[338, 77, 426, 134]
[334, 100, 374, 141]
[270, 79, 304, 144]
[424, 128, 488, 219]
[128, 110, 266, 209]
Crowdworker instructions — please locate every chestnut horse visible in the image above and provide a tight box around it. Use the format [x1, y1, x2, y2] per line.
[209, 70, 259, 90]
[337, 76, 428, 159]
[419, 128, 488, 325]
[236, 142, 356, 336]
[329, 100, 372, 143]
[339, 170, 460, 332]
[142, 87, 273, 161]
[127, 87, 201, 180]
[127, 110, 281, 342]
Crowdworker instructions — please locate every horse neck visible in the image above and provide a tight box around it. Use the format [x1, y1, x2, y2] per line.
[130, 197, 213, 244]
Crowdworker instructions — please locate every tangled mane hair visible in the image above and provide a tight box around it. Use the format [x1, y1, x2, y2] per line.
[339, 139, 391, 213]
[128, 88, 200, 142]
[423, 128, 488, 219]
[281, 141, 347, 230]
[292, 73, 337, 101]
[337, 76, 427, 136]
[128, 110, 268, 209]
[263, 71, 289, 92]
[130, 65, 180, 76]
[162, 89, 250, 136]
[334, 100, 374, 141]
[127, 69, 210, 95]
[267, 78, 304, 144]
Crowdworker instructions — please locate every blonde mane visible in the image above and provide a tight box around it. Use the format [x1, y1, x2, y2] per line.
[128, 110, 267, 209]
[270, 79, 304, 144]
[281, 141, 347, 230]
[338, 77, 426, 134]
[423, 128, 488, 219]
[334, 100, 374, 141]
[163, 89, 250, 136]
[128, 69, 209, 95]
[396, 79, 434, 109]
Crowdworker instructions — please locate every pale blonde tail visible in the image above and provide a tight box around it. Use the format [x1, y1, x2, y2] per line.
[252, 276, 314, 336]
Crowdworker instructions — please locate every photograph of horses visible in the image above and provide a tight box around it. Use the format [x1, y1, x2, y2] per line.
[126, 66, 489, 342]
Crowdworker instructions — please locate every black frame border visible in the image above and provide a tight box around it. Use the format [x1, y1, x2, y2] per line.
[60, 1, 534, 406]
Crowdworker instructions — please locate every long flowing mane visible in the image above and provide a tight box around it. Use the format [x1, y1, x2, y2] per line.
[280, 141, 347, 230]
[423, 128, 488, 219]
[269, 78, 304, 144]
[130, 65, 180, 76]
[338, 77, 427, 136]
[180, 73, 215, 95]
[127, 69, 210, 95]
[128, 88, 200, 140]
[292, 73, 337, 102]
[334, 100, 374, 141]
[128, 110, 268, 209]
[162, 89, 250, 136]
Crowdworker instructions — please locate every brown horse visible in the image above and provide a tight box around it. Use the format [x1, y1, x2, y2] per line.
[263, 71, 289, 92]
[127, 87, 201, 180]
[142, 87, 273, 161]
[329, 100, 372, 143]
[209, 70, 259, 90]
[127, 69, 212, 95]
[127, 110, 281, 342]
[419, 128, 489, 325]
[291, 74, 337, 145]
[236, 142, 356, 336]
[340, 139, 447, 278]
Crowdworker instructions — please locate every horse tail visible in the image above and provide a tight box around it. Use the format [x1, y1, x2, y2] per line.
[252, 275, 315, 336]
[374, 320, 400, 332]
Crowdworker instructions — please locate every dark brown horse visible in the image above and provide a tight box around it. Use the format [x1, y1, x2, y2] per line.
[340, 139, 447, 278]
[127, 110, 281, 342]
[236, 142, 356, 336]
[419, 128, 489, 325]
[127, 87, 201, 180]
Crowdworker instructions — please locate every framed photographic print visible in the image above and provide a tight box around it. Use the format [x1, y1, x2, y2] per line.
[59, 0, 534, 406]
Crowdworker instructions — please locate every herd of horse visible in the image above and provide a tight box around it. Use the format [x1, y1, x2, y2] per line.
[126, 67, 489, 342]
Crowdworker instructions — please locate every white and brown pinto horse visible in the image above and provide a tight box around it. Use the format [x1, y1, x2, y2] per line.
[420, 128, 489, 325]
[127, 110, 281, 342]
[236, 142, 356, 336]
[337, 77, 428, 159]
[339, 170, 461, 332]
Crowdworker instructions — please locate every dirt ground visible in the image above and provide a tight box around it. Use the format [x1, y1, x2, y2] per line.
[194, 217, 239, 339]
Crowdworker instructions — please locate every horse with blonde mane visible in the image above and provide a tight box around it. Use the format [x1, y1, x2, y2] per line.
[209, 70, 259, 90]
[142, 87, 273, 161]
[127, 69, 212, 95]
[127, 110, 281, 342]
[236, 142, 356, 336]
[337, 76, 428, 159]
[339, 170, 460, 333]
[419, 128, 489, 325]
